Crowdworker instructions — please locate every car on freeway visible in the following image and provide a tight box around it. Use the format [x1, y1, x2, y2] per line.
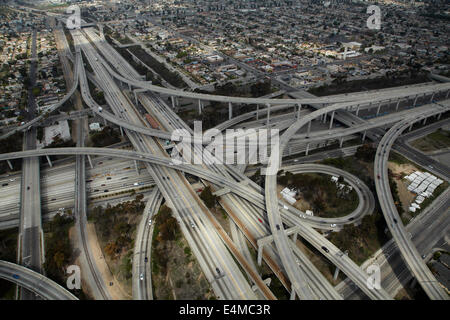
[191, 223, 195, 228]
[12, 274, 19, 279]
[94, 189, 99, 192]
[421, 254, 426, 259]
[393, 218, 398, 223]
[216, 268, 221, 274]
[258, 218, 263, 223]
[321, 246, 329, 253]
[107, 177, 112, 180]
[348, 217, 354, 221]
[377, 175, 380, 179]
[276, 224, 280, 231]
[330, 223, 336, 227]
[27, 186, 30, 190]
[2, 183, 8, 187]
[148, 219, 152, 226]
[144, 257, 148, 263]
[139, 273, 144, 281]
[104, 189, 109, 192]
[101, 184, 106, 186]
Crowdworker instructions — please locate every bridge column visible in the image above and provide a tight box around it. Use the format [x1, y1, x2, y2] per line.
[329, 111, 335, 129]
[266, 103, 271, 128]
[322, 112, 327, 124]
[409, 123, 413, 131]
[430, 93, 435, 103]
[228, 102, 232, 120]
[128, 83, 131, 91]
[45, 155, 52, 167]
[257, 243, 264, 266]
[422, 117, 427, 125]
[103, 118, 107, 126]
[171, 96, 176, 109]
[296, 103, 302, 120]
[307, 121, 312, 136]
[290, 288, 296, 300]
[395, 99, 401, 111]
[256, 104, 259, 120]
[6, 160, 13, 170]
[120, 126, 124, 137]
[446, 90, 450, 99]
[292, 232, 298, 244]
[376, 102, 382, 116]
[339, 137, 344, 148]
[87, 155, 94, 169]
[362, 130, 367, 142]
[333, 266, 340, 281]
[437, 113, 442, 120]
[413, 94, 419, 107]
[198, 99, 202, 115]
[134, 160, 139, 175]
[356, 105, 360, 116]
[305, 143, 310, 156]
[134, 91, 138, 105]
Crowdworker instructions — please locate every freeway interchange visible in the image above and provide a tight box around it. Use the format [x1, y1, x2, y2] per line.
[1, 24, 449, 300]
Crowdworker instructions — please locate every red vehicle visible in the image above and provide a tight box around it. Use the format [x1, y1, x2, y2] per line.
[145, 114, 160, 129]
[197, 188, 203, 193]
[258, 218, 263, 223]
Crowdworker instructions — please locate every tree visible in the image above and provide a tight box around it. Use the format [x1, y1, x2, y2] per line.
[200, 186, 217, 209]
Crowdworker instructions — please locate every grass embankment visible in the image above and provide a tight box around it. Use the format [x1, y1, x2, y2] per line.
[151, 205, 214, 300]
[411, 129, 450, 153]
[0, 228, 18, 299]
[278, 172, 358, 218]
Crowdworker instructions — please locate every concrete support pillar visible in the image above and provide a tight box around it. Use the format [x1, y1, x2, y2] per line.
[329, 111, 335, 129]
[376, 102, 382, 116]
[437, 113, 442, 120]
[356, 105, 360, 116]
[322, 112, 327, 124]
[446, 90, 450, 99]
[103, 118, 107, 126]
[87, 155, 94, 169]
[362, 130, 367, 142]
[171, 96, 175, 109]
[339, 137, 344, 148]
[410, 277, 417, 288]
[307, 121, 311, 136]
[6, 160, 13, 170]
[228, 102, 232, 120]
[413, 95, 419, 107]
[128, 83, 131, 91]
[395, 99, 401, 111]
[305, 143, 310, 156]
[134, 160, 139, 175]
[290, 288, 296, 300]
[198, 99, 202, 115]
[134, 91, 138, 105]
[46, 155, 52, 167]
[422, 117, 427, 125]
[296, 103, 301, 120]
[409, 124, 413, 132]
[257, 243, 264, 266]
[266, 103, 271, 127]
[430, 93, 435, 103]
[292, 232, 298, 244]
[256, 104, 259, 120]
[333, 266, 340, 280]
[120, 126, 124, 136]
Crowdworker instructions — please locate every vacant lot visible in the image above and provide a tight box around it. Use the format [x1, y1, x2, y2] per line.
[411, 129, 450, 153]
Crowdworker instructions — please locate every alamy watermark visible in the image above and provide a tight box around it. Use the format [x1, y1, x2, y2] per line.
[170, 121, 280, 175]
[366, 263, 381, 290]
[66, 265, 81, 290]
